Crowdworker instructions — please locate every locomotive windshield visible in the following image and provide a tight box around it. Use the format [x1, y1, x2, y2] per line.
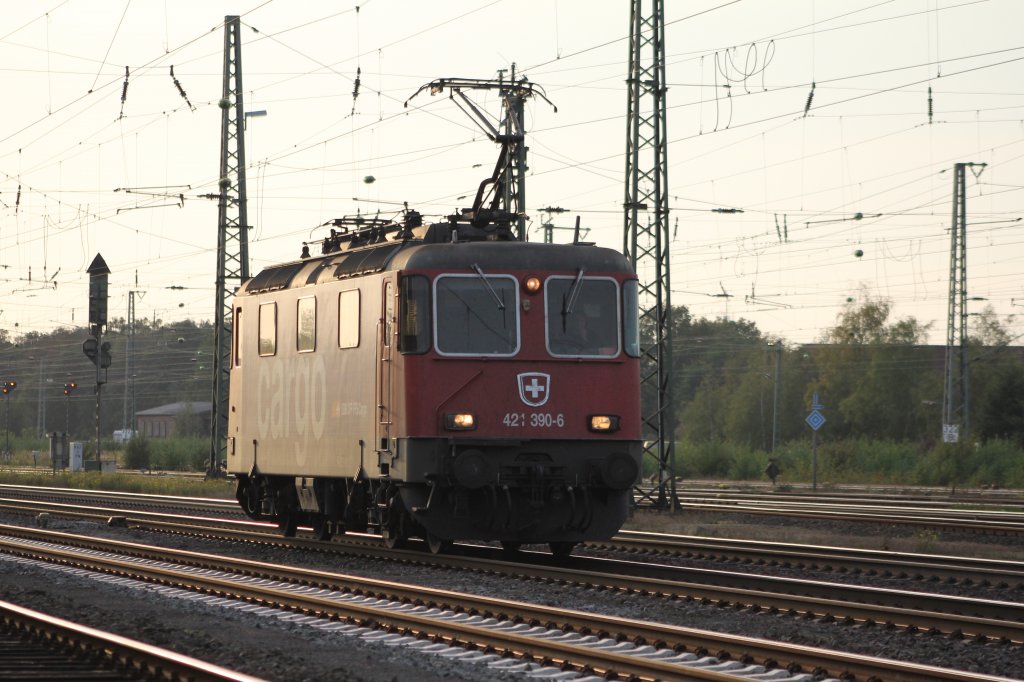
[434, 274, 519, 355]
[546, 276, 620, 357]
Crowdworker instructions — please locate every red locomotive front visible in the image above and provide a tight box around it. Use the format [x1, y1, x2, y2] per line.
[385, 241, 642, 550]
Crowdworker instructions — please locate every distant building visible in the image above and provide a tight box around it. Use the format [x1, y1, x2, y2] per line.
[135, 402, 212, 438]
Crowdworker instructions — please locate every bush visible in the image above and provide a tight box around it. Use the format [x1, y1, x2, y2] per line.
[727, 447, 764, 480]
[123, 437, 152, 470]
[150, 436, 207, 471]
[675, 436, 1024, 490]
[677, 441, 772, 481]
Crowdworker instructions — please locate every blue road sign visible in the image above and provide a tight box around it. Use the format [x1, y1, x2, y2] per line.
[806, 409, 826, 431]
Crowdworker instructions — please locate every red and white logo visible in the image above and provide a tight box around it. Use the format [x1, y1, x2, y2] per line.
[517, 372, 550, 407]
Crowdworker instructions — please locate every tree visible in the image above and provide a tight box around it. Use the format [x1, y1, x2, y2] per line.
[813, 292, 934, 440]
[974, 364, 1024, 445]
[969, 306, 1024, 444]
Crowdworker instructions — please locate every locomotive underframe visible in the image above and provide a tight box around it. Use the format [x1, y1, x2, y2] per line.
[234, 437, 640, 545]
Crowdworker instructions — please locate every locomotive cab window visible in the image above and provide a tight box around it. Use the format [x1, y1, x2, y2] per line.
[623, 279, 640, 358]
[434, 273, 519, 356]
[258, 302, 277, 357]
[400, 275, 431, 354]
[339, 290, 359, 349]
[297, 296, 316, 353]
[546, 276, 620, 357]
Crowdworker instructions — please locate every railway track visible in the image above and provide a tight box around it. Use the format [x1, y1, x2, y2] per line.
[8, 481, 1024, 536]
[6, 482, 1023, 536]
[0, 524, 1012, 682]
[597, 530, 1024, 589]
[2, 486, 1021, 593]
[2, 497, 1023, 646]
[0, 598, 264, 682]
[635, 486, 1024, 534]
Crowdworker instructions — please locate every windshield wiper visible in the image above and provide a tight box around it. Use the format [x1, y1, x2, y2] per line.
[471, 263, 505, 310]
[562, 267, 586, 316]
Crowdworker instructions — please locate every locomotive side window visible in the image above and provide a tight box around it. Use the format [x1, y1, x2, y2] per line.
[623, 279, 640, 358]
[545, 276, 620, 357]
[258, 302, 277, 357]
[383, 282, 394, 347]
[434, 274, 519, 356]
[233, 307, 242, 367]
[297, 296, 316, 353]
[338, 289, 360, 349]
[399, 275, 431, 354]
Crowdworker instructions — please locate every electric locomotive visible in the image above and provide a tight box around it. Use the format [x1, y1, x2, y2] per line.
[227, 208, 642, 555]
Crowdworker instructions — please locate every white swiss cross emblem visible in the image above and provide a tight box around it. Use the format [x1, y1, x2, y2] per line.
[517, 372, 551, 407]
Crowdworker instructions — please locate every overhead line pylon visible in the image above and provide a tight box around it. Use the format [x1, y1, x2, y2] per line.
[624, 0, 677, 510]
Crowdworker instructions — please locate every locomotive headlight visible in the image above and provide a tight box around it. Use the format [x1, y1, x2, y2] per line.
[524, 276, 541, 293]
[588, 415, 621, 433]
[446, 413, 477, 430]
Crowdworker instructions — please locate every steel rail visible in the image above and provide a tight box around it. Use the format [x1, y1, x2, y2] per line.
[0, 598, 266, 682]
[670, 486, 1024, 511]
[680, 495, 1024, 521]
[679, 500, 1024, 535]
[0, 528, 1012, 682]
[599, 530, 1024, 587]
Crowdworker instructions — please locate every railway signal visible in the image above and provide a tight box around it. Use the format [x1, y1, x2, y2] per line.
[2, 380, 15, 459]
[86, 253, 111, 467]
[63, 382, 77, 396]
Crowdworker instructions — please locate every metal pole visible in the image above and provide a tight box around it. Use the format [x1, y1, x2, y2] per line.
[36, 359, 45, 438]
[771, 343, 780, 453]
[811, 428, 818, 491]
[95, 327, 102, 467]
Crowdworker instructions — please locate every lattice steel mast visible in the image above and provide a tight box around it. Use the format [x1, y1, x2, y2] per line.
[122, 290, 140, 434]
[942, 162, 985, 444]
[624, 0, 676, 508]
[210, 15, 250, 475]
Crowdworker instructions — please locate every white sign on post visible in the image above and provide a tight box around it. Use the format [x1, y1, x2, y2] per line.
[942, 423, 959, 444]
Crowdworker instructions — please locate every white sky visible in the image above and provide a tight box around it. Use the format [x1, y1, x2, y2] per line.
[1, 0, 1022, 345]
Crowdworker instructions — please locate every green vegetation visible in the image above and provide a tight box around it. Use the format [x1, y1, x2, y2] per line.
[2, 293, 1023, 491]
[0, 469, 234, 498]
[674, 437, 1024, 488]
[649, 292, 1024, 489]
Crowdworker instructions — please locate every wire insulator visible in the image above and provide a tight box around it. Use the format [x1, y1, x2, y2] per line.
[119, 66, 130, 119]
[802, 82, 815, 117]
[170, 66, 195, 111]
[350, 66, 362, 116]
[927, 86, 933, 124]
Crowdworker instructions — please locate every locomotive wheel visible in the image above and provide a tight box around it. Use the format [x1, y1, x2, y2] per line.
[500, 541, 522, 553]
[312, 516, 333, 541]
[278, 514, 298, 538]
[549, 541, 576, 558]
[426, 533, 452, 555]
